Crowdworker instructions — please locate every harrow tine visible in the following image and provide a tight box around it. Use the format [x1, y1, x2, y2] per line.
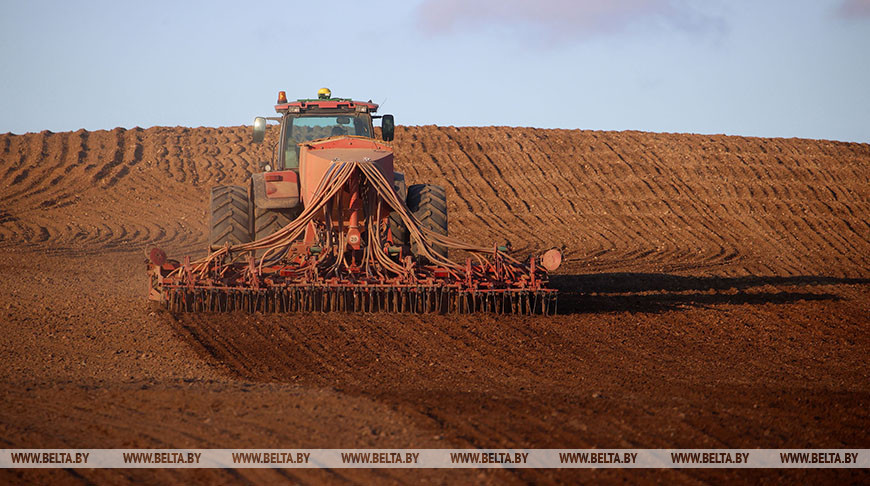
[158, 284, 557, 315]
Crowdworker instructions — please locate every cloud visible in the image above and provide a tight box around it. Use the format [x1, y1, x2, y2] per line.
[838, 0, 870, 17]
[416, 0, 723, 43]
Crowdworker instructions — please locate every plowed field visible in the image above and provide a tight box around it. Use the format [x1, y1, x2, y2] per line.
[1, 125, 868, 484]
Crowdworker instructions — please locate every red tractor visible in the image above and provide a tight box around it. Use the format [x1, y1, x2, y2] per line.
[209, 88, 447, 259]
[147, 89, 560, 314]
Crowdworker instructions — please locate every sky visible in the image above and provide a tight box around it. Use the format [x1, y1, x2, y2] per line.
[1, 0, 869, 143]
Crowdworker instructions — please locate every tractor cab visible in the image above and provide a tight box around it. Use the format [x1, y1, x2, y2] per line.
[252, 88, 394, 171]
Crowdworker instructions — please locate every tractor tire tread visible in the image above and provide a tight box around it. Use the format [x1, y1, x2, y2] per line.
[208, 185, 252, 250]
[254, 207, 295, 241]
[407, 184, 448, 259]
[388, 173, 410, 246]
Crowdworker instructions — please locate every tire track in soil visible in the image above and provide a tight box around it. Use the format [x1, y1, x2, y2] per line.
[2, 130, 68, 207]
[418, 127, 519, 242]
[0, 127, 266, 254]
[466, 130, 561, 251]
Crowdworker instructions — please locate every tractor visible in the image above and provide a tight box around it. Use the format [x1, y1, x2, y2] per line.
[146, 89, 560, 314]
[208, 88, 447, 260]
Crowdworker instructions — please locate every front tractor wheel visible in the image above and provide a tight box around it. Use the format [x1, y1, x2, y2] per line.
[208, 185, 252, 251]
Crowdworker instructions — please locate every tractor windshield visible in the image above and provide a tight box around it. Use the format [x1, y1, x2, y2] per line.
[283, 115, 372, 169]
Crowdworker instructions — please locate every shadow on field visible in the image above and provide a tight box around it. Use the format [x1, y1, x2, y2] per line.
[551, 274, 869, 314]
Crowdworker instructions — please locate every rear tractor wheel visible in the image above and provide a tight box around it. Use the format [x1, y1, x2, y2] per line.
[407, 183, 448, 260]
[208, 185, 252, 251]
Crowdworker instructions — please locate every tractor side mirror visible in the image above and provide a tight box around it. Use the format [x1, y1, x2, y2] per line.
[252, 117, 267, 143]
[381, 114, 394, 142]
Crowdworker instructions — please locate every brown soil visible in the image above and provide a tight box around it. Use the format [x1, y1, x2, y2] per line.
[1, 126, 868, 484]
